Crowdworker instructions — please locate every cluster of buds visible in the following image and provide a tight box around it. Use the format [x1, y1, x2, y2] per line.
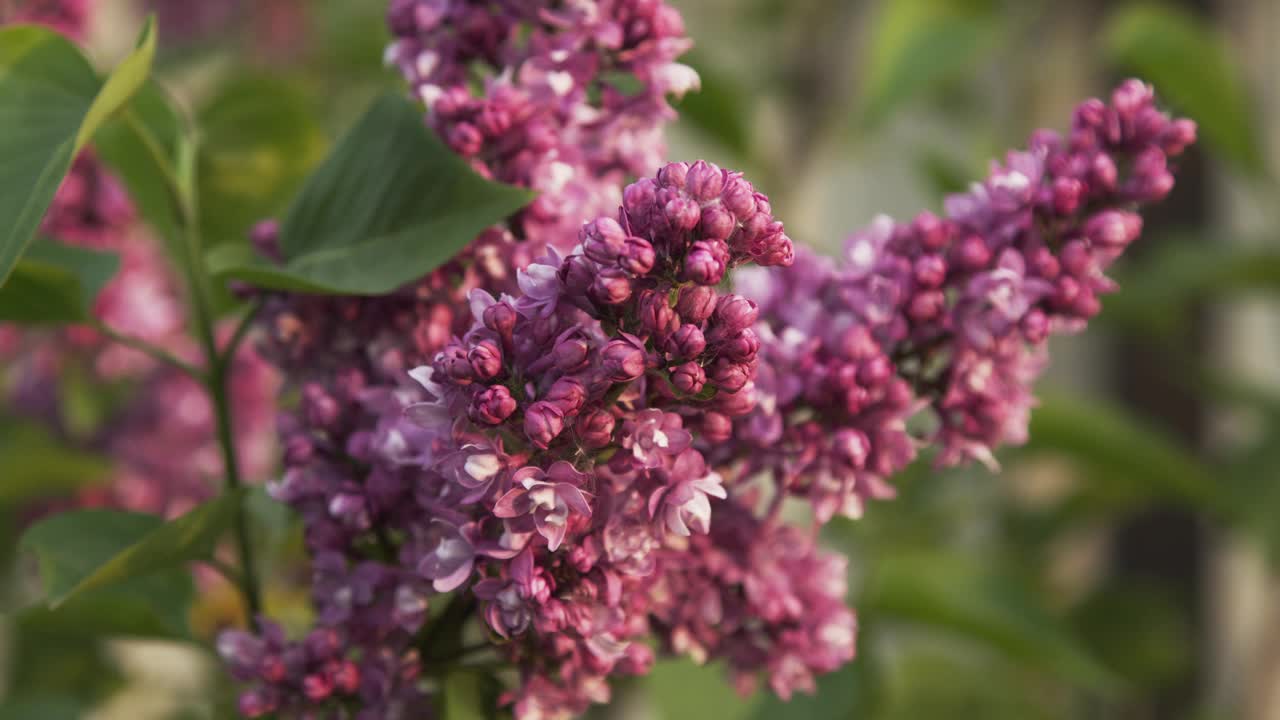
[730, 79, 1196, 522]
[386, 0, 698, 244]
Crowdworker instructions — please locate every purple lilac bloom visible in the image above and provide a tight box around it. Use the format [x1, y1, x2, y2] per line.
[731, 79, 1197, 525]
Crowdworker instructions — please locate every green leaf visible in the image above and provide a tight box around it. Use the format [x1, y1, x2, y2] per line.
[0, 420, 112, 503]
[1104, 238, 1280, 338]
[1070, 582, 1193, 688]
[0, 18, 156, 285]
[859, 548, 1120, 693]
[197, 74, 327, 247]
[674, 52, 752, 158]
[209, 92, 534, 295]
[440, 671, 501, 720]
[1022, 393, 1223, 513]
[860, 0, 994, 127]
[20, 493, 241, 608]
[0, 240, 119, 324]
[1102, 4, 1263, 174]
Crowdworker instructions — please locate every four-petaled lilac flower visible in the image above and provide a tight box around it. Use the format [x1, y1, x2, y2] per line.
[416, 520, 478, 592]
[648, 450, 728, 536]
[493, 461, 593, 551]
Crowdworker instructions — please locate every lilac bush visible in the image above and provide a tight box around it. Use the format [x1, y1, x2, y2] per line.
[0, 1, 1197, 719]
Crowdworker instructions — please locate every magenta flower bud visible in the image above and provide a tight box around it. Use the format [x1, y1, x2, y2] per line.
[591, 267, 633, 305]
[670, 361, 706, 395]
[250, 219, 281, 262]
[1073, 97, 1108, 131]
[701, 411, 733, 443]
[685, 160, 725, 201]
[623, 178, 658, 219]
[524, 401, 566, 449]
[483, 301, 517, 337]
[561, 254, 597, 296]
[1051, 177, 1084, 216]
[837, 325, 880, 361]
[1090, 152, 1118, 192]
[912, 254, 947, 288]
[302, 383, 340, 429]
[468, 339, 503, 381]
[1021, 308, 1050, 343]
[718, 328, 760, 362]
[676, 285, 718, 323]
[577, 409, 616, 449]
[714, 295, 759, 333]
[470, 385, 517, 425]
[657, 161, 689, 188]
[603, 335, 648, 382]
[716, 383, 757, 416]
[834, 428, 871, 469]
[545, 377, 587, 416]
[952, 234, 991, 271]
[581, 217, 627, 264]
[683, 241, 726, 285]
[1111, 78, 1154, 116]
[552, 335, 591, 372]
[1060, 240, 1094, 276]
[665, 196, 701, 230]
[710, 358, 751, 392]
[435, 346, 474, 385]
[720, 175, 756, 217]
[447, 122, 484, 156]
[858, 355, 893, 386]
[699, 204, 735, 240]
[1085, 210, 1142, 247]
[1161, 118, 1197, 156]
[238, 690, 277, 718]
[620, 237, 656, 275]
[912, 210, 950, 251]
[907, 289, 946, 322]
[638, 290, 679, 338]
[665, 324, 707, 360]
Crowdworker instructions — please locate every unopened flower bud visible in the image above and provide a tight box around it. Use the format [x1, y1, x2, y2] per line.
[524, 401, 566, 449]
[670, 361, 706, 395]
[470, 385, 517, 425]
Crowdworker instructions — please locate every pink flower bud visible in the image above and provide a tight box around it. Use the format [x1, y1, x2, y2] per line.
[545, 377, 586, 415]
[470, 385, 517, 425]
[468, 339, 503, 381]
[718, 328, 760, 362]
[710, 358, 751, 392]
[591, 267, 633, 305]
[685, 160, 725, 201]
[577, 409, 616, 449]
[714, 294, 759, 333]
[670, 361, 706, 395]
[524, 401, 566, 449]
[620, 237, 656, 275]
[665, 324, 707, 360]
[683, 241, 727, 285]
[699, 204, 735, 240]
[701, 411, 733, 443]
[552, 335, 591, 372]
[603, 336, 647, 382]
[676, 285, 718, 323]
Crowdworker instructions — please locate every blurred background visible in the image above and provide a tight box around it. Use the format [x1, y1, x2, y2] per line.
[2, 0, 1279, 718]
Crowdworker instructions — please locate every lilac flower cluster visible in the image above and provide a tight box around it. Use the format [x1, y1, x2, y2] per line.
[386, 0, 698, 245]
[1, 0, 89, 39]
[731, 80, 1197, 522]
[232, 161, 802, 718]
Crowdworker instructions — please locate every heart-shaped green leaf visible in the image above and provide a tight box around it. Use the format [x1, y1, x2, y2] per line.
[0, 241, 119, 324]
[210, 92, 534, 296]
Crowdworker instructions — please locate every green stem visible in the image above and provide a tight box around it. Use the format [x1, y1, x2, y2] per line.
[90, 319, 203, 380]
[169, 129, 264, 622]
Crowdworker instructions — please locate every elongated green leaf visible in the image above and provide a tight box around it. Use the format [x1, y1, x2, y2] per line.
[0, 241, 119, 324]
[1023, 394, 1222, 512]
[1103, 4, 1263, 174]
[859, 549, 1119, 692]
[0, 420, 112, 503]
[22, 492, 243, 607]
[198, 74, 327, 247]
[1104, 239, 1280, 337]
[0, 18, 156, 285]
[860, 0, 994, 127]
[210, 92, 533, 295]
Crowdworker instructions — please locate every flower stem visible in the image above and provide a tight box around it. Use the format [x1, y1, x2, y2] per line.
[90, 319, 204, 380]
[167, 127, 263, 622]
